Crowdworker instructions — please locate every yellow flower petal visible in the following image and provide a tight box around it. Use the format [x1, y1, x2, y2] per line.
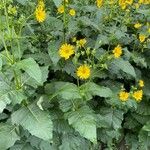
[113, 45, 122, 58]
[132, 90, 143, 102]
[59, 43, 75, 60]
[119, 91, 129, 102]
[77, 64, 91, 80]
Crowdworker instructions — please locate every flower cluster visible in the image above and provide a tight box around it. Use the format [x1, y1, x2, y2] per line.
[57, 0, 76, 16]
[96, 0, 150, 9]
[58, 38, 91, 80]
[96, 0, 103, 8]
[119, 0, 133, 9]
[119, 80, 145, 102]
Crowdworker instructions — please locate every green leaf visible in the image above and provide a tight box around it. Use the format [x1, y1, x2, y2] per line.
[125, 133, 139, 150]
[80, 82, 112, 101]
[110, 58, 136, 78]
[65, 106, 97, 143]
[48, 41, 60, 66]
[143, 121, 150, 132]
[0, 55, 2, 70]
[16, 58, 42, 84]
[41, 66, 49, 84]
[16, 0, 28, 5]
[10, 143, 34, 150]
[52, 0, 63, 7]
[59, 133, 90, 150]
[0, 90, 11, 113]
[97, 108, 124, 129]
[45, 82, 82, 100]
[0, 80, 10, 113]
[0, 80, 25, 113]
[139, 130, 150, 150]
[136, 101, 150, 115]
[11, 103, 53, 141]
[0, 123, 20, 150]
[97, 128, 121, 147]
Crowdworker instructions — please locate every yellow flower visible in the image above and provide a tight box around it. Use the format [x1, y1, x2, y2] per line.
[109, 0, 115, 4]
[132, 90, 143, 102]
[134, 23, 142, 29]
[69, 9, 76, 16]
[125, 0, 133, 5]
[139, 80, 144, 87]
[58, 5, 64, 14]
[119, 91, 129, 102]
[139, 34, 146, 43]
[139, 0, 150, 4]
[35, 7, 46, 23]
[77, 64, 91, 80]
[38, 0, 45, 9]
[119, 0, 127, 9]
[35, 0, 46, 23]
[119, 0, 133, 9]
[96, 0, 103, 8]
[59, 43, 75, 60]
[139, 0, 144, 3]
[77, 39, 87, 48]
[113, 45, 122, 58]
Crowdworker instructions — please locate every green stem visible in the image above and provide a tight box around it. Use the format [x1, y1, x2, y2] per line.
[77, 78, 80, 87]
[63, 0, 67, 43]
[0, 35, 13, 63]
[3, 0, 11, 35]
[13, 70, 21, 90]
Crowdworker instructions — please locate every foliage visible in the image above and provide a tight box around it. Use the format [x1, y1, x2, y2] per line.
[0, 0, 150, 149]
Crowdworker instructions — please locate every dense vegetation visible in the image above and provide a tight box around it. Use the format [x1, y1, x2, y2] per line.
[0, 0, 150, 149]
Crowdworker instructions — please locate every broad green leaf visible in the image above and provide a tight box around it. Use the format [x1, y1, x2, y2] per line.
[0, 80, 10, 113]
[136, 101, 150, 115]
[39, 141, 57, 150]
[80, 82, 112, 101]
[16, 0, 28, 5]
[52, 0, 63, 7]
[139, 130, 150, 150]
[0, 82, 25, 112]
[15, 58, 42, 84]
[59, 134, 90, 150]
[97, 107, 124, 129]
[0, 90, 11, 113]
[41, 66, 49, 84]
[125, 133, 139, 150]
[11, 103, 53, 141]
[0, 123, 20, 150]
[48, 41, 60, 66]
[142, 121, 150, 132]
[0, 80, 26, 113]
[124, 116, 140, 129]
[80, 16, 100, 31]
[65, 106, 97, 143]
[110, 58, 136, 78]
[10, 90, 26, 105]
[97, 128, 121, 147]
[45, 82, 82, 100]
[51, 109, 73, 134]
[10, 143, 34, 150]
